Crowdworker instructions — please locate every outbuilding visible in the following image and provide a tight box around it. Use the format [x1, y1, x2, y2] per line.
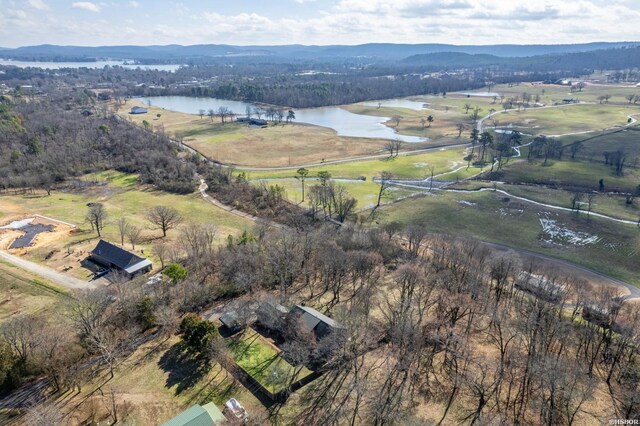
[160, 402, 226, 426]
[130, 106, 148, 114]
[89, 239, 152, 279]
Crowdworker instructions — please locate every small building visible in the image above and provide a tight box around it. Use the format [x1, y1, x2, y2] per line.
[130, 106, 148, 114]
[89, 239, 152, 279]
[290, 305, 341, 339]
[219, 310, 242, 333]
[160, 402, 226, 426]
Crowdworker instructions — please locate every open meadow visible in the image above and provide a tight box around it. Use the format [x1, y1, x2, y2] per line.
[121, 99, 396, 167]
[0, 171, 253, 279]
[379, 189, 640, 287]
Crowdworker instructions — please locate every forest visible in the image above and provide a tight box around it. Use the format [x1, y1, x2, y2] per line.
[1, 201, 638, 424]
[0, 93, 197, 194]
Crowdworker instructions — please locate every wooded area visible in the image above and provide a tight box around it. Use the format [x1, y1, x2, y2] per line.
[0, 94, 197, 194]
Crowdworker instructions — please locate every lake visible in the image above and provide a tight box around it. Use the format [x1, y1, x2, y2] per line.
[139, 96, 426, 143]
[362, 99, 428, 110]
[0, 59, 182, 72]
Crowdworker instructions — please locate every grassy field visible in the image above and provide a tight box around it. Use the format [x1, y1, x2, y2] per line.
[246, 147, 471, 180]
[256, 178, 422, 210]
[451, 181, 640, 222]
[227, 329, 313, 396]
[494, 104, 635, 136]
[465, 82, 640, 106]
[121, 99, 397, 167]
[0, 171, 253, 277]
[380, 190, 640, 286]
[496, 158, 640, 193]
[565, 127, 640, 160]
[0, 260, 66, 323]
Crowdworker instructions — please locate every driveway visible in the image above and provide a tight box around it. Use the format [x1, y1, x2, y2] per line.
[0, 250, 94, 290]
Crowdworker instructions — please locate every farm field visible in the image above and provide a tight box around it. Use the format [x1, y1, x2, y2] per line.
[380, 190, 640, 287]
[0, 171, 253, 278]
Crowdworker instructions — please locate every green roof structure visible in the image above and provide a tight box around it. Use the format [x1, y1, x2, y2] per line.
[159, 402, 226, 426]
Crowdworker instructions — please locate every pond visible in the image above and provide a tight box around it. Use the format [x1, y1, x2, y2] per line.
[0, 59, 182, 71]
[139, 96, 425, 143]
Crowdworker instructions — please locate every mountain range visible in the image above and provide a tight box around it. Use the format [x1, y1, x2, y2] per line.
[1, 42, 639, 62]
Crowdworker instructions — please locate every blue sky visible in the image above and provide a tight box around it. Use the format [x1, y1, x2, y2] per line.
[1, 0, 639, 47]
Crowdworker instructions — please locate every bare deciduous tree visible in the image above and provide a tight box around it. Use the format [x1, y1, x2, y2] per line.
[147, 206, 182, 237]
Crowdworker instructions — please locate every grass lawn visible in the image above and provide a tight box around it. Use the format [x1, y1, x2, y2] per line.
[0, 171, 253, 277]
[120, 99, 394, 167]
[494, 104, 635, 136]
[0, 260, 66, 323]
[566, 127, 640, 161]
[380, 190, 640, 287]
[246, 147, 471, 181]
[255, 178, 423, 210]
[54, 336, 267, 425]
[228, 329, 313, 396]
[497, 158, 640, 193]
[450, 181, 640, 222]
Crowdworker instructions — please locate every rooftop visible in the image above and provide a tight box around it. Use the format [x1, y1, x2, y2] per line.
[90, 239, 149, 272]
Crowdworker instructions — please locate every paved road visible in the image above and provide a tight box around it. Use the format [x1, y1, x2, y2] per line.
[0, 250, 93, 290]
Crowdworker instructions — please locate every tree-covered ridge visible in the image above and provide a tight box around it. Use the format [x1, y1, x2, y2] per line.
[0, 95, 197, 193]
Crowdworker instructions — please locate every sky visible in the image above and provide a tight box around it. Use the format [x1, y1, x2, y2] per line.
[1, 0, 639, 48]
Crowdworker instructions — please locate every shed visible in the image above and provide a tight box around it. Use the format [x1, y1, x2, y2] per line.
[89, 239, 152, 279]
[160, 402, 226, 426]
[130, 106, 148, 114]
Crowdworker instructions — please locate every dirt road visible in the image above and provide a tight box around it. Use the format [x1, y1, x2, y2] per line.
[0, 250, 93, 290]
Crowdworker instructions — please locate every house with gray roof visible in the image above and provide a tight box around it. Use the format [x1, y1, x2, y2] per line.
[290, 305, 341, 339]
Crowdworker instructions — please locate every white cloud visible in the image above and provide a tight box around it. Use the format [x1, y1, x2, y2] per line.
[1, 0, 640, 47]
[27, 0, 50, 11]
[129, 0, 139, 8]
[71, 1, 101, 12]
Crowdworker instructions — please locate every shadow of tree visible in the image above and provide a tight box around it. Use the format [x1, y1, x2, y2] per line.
[158, 343, 211, 396]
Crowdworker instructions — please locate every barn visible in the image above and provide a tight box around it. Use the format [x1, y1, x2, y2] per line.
[89, 240, 152, 279]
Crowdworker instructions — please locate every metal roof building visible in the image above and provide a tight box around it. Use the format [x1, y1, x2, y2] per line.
[89, 239, 152, 279]
[159, 402, 226, 426]
[291, 305, 341, 339]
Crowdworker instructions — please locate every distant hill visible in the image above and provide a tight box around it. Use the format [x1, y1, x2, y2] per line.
[1, 42, 639, 62]
[402, 46, 640, 72]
